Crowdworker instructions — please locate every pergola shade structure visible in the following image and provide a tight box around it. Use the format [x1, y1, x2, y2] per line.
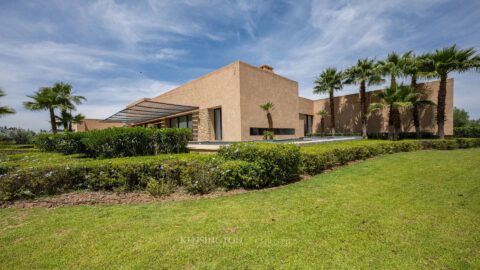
[104, 100, 198, 124]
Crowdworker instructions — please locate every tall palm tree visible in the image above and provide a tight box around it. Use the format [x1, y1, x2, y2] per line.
[344, 59, 384, 138]
[314, 68, 344, 136]
[369, 84, 415, 140]
[402, 53, 436, 138]
[425, 45, 480, 139]
[259, 102, 274, 132]
[378, 52, 408, 137]
[24, 87, 60, 133]
[379, 52, 404, 89]
[0, 89, 15, 117]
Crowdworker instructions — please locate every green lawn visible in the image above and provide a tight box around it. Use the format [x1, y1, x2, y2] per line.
[0, 144, 205, 170]
[1, 149, 480, 269]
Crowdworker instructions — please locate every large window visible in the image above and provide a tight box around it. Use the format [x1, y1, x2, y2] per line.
[214, 108, 222, 140]
[250, 128, 295, 136]
[170, 114, 192, 129]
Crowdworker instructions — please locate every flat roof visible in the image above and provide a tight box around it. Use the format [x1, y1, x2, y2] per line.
[104, 99, 198, 123]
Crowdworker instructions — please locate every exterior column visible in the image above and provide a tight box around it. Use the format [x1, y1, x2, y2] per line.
[197, 108, 212, 141]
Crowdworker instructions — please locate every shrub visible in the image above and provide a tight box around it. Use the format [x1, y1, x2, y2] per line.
[146, 178, 176, 197]
[33, 127, 192, 158]
[33, 133, 57, 151]
[0, 157, 202, 201]
[218, 143, 301, 187]
[181, 160, 218, 194]
[262, 131, 274, 140]
[55, 132, 87, 154]
[454, 126, 480, 138]
[0, 127, 35, 144]
[82, 127, 155, 158]
[83, 127, 192, 157]
[151, 128, 192, 154]
[215, 160, 261, 189]
[367, 132, 437, 140]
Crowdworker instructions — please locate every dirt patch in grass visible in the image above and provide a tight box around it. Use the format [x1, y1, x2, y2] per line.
[0, 188, 248, 209]
[0, 175, 313, 209]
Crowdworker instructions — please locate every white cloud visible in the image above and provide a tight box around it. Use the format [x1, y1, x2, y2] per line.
[154, 48, 189, 60]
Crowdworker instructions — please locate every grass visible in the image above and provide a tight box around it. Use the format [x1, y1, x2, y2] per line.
[300, 139, 413, 153]
[1, 148, 479, 269]
[0, 144, 207, 170]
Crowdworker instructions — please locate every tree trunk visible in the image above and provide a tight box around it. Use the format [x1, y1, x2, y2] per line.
[393, 107, 401, 141]
[437, 74, 447, 139]
[413, 104, 420, 138]
[388, 105, 394, 140]
[49, 107, 57, 134]
[329, 92, 335, 137]
[360, 81, 368, 139]
[391, 74, 397, 89]
[411, 75, 420, 138]
[267, 112, 273, 132]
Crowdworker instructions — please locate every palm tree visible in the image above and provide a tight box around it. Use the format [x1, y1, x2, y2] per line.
[401, 53, 433, 137]
[24, 87, 59, 133]
[405, 91, 435, 138]
[314, 68, 344, 136]
[24, 82, 86, 133]
[71, 113, 86, 129]
[378, 52, 404, 89]
[369, 84, 415, 140]
[344, 59, 384, 138]
[0, 89, 15, 117]
[316, 110, 328, 136]
[378, 52, 407, 138]
[425, 45, 480, 138]
[259, 102, 274, 133]
[53, 82, 86, 112]
[56, 110, 86, 131]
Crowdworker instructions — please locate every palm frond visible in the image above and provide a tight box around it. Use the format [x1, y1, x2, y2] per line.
[0, 106, 15, 116]
[368, 103, 384, 112]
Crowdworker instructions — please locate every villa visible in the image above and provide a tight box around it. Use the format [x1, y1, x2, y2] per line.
[74, 61, 454, 141]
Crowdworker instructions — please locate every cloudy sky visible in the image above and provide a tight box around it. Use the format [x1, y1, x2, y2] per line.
[1, 0, 479, 130]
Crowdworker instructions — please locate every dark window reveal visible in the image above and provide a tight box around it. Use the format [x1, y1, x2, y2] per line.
[250, 128, 295, 136]
[170, 114, 192, 129]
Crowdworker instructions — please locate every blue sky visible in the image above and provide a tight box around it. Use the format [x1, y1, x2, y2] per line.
[1, 0, 479, 130]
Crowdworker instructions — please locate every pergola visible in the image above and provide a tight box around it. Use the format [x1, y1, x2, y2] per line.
[104, 99, 198, 124]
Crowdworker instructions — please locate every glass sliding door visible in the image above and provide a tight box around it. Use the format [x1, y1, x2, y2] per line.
[304, 115, 313, 136]
[214, 108, 222, 140]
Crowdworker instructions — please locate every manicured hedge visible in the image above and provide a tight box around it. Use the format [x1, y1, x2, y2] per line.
[454, 126, 480, 138]
[33, 127, 192, 158]
[0, 156, 206, 201]
[218, 143, 301, 188]
[2, 138, 480, 201]
[300, 138, 480, 175]
[0, 143, 300, 200]
[367, 132, 437, 140]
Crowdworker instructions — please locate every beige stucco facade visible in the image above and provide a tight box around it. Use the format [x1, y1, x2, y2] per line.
[79, 61, 454, 140]
[310, 79, 453, 135]
[73, 119, 124, 132]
